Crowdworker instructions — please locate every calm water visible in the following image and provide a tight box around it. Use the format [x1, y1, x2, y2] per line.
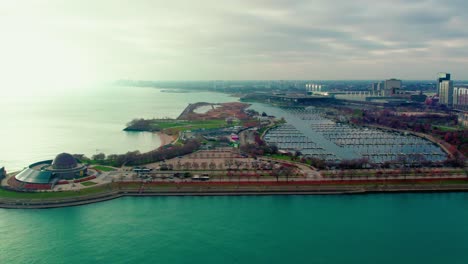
[0, 86, 237, 171]
[2, 87, 468, 263]
[1, 194, 468, 263]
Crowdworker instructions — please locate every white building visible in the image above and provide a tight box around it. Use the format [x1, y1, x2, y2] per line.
[439, 80, 454, 106]
[454, 86, 468, 110]
[436, 72, 451, 96]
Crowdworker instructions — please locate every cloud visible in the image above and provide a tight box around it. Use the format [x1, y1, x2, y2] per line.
[0, 0, 467, 81]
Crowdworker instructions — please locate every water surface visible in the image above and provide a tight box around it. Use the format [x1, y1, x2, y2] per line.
[0, 86, 237, 171]
[1, 194, 468, 263]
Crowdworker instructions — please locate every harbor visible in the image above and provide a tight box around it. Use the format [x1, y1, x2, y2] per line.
[263, 107, 447, 164]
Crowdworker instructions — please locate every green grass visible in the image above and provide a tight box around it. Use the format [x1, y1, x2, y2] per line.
[0, 185, 113, 200]
[151, 119, 227, 133]
[80, 181, 98, 186]
[266, 154, 294, 161]
[92, 165, 116, 172]
[86, 160, 120, 167]
[432, 125, 460, 132]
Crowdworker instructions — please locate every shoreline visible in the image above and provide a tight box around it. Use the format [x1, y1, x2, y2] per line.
[157, 132, 176, 146]
[2, 183, 468, 209]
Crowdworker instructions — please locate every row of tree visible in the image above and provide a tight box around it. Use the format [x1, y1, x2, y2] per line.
[89, 139, 201, 167]
[344, 108, 467, 157]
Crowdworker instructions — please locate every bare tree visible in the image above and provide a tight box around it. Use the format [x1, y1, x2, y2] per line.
[176, 161, 182, 170]
[184, 161, 191, 170]
[209, 161, 216, 171]
[225, 159, 234, 170]
[200, 162, 208, 171]
[271, 170, 279, 182]
[234, 160, 243, 171]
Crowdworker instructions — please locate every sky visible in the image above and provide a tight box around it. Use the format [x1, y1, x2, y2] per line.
[1, 0, 468, 90]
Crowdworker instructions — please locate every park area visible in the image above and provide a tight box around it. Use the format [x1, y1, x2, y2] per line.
[151, 119, 229, 135]
[124, 102, 255, 134]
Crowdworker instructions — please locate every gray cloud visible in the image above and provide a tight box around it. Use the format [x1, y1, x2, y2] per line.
[0, 0, 467, 81]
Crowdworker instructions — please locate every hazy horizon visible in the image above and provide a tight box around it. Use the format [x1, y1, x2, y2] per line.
[1, 0, 468, 95]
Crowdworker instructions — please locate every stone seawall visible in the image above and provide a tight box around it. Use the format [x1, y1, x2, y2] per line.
[3, 184, 468, 209]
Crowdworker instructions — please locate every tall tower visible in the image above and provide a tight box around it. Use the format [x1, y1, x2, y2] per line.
[436, 72, 451, 95]
[439, 80, 454, 106]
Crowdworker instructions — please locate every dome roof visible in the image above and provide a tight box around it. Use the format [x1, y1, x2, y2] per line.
[52, 153, 78, 170]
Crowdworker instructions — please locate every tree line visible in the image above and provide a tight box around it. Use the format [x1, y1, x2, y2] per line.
[87, 139, 201, 167]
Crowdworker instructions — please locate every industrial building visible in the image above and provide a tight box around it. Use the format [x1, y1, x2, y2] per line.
[383, 79, 402, 96]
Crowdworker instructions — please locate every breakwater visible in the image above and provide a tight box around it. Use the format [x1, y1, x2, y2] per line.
[3, 181, 468, 209]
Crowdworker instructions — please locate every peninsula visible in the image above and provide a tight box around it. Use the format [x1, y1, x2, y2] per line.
[1, 100, 466, 209]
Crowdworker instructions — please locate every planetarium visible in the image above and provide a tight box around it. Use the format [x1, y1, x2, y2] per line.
[14, 153, 88, 184]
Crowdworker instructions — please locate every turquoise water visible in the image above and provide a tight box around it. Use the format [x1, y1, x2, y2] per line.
[2, 87, 468, 263]
[1, 194, 468, 263]
[0, 86, 237, 171]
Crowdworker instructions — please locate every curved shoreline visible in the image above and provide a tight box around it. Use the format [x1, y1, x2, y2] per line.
[3, 185, 468, 209]
[156, 132, 176, 146]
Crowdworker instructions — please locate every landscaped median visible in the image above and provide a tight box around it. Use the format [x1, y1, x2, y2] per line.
[3, 178, 468, 209]
[92, 166, 116, 172]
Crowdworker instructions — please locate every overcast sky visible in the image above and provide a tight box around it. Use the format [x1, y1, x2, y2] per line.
[1, 0, 467, 86]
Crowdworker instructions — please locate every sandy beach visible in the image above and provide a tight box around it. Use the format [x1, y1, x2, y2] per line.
[157, 132, 176, 146]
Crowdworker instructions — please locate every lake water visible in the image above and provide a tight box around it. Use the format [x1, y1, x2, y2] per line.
[1, 87, 467, 263]
[0, 86, 237, 171]
[1, 194, 468, 263]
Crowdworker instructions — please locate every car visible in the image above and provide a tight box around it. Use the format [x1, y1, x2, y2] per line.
[200, 176, 210, 181]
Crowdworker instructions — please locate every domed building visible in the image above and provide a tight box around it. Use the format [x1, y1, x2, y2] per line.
[14, 153, 88, 185]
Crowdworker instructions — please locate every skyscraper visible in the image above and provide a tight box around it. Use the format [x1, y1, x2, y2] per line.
[453, 86, 468, 109]
[439, 80, 454, 106]
[436, 72, 451, 95]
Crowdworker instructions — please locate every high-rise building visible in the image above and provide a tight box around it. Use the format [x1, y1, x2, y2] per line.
[439, 80, 454, 106]
[453, 86, 468, 109]
[436, 72, 451, 95]
[384, 79, 402, 96]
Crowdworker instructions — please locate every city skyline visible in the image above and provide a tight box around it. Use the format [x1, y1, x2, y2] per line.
[1, 0, 468, 93]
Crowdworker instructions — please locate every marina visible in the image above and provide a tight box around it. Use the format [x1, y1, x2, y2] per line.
[264, 107, 447, 164]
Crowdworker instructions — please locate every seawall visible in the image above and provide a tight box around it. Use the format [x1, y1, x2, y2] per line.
[3, 184, 468, 209]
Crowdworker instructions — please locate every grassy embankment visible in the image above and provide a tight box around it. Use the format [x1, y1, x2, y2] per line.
[432, 125, 462, 132]
[0, 185, 112, 199]
[92, 166, 116, 172]
[2, 177, 468, 201]
[126, 119, 229, 135]
[265, 154, 294, 162]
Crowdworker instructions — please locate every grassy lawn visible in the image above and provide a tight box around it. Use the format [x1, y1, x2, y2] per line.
[81, 181, 98, 186]
[432, 125, 460, 132]
[0, 185, 112, 200]
[92, 165, 116, 172]
[151, 119, 227, 133]
[266, 154, 294, 161]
